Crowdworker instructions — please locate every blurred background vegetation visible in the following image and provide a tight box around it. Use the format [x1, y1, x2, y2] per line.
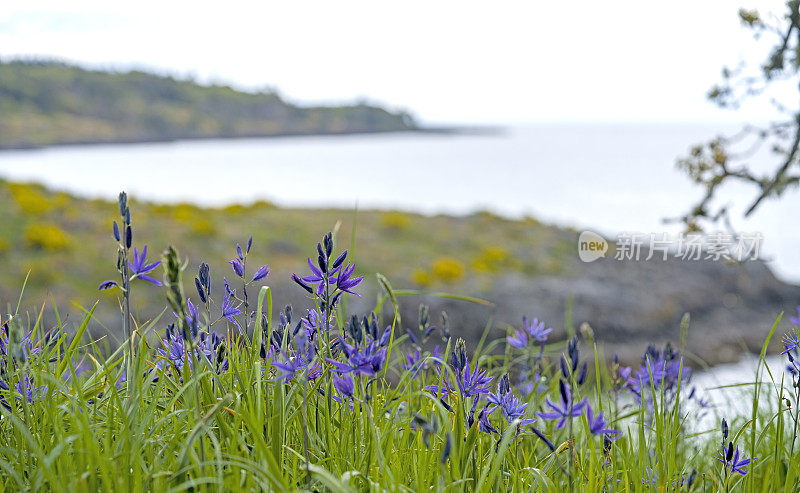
[0, 179, 576, 336]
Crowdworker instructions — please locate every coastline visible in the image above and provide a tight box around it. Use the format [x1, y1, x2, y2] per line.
[0, 125, 506, 152]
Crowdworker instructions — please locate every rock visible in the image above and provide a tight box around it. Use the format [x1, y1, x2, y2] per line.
[399, 256, 800, 366]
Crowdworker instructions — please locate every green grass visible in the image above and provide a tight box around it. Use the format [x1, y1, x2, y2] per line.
[0, 196, 798, 492]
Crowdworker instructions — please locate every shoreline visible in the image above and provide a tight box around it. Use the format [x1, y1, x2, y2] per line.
[0, 125, 506, 152]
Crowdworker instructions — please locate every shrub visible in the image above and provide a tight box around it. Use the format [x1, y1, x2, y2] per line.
[8, 183, 52, 215]
[472, 245, 509, 272]
[380, 211, 411, 231]
[431, 256, 464, 282]
[221, 203, 246, 214]
[25, 222, 70, 250]
[191, 218, 216, 236]
[171, 203, 198, 223]
[412, 268, 431, 286]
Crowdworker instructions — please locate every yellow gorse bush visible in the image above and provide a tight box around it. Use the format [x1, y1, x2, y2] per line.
[431, 257, 464, 282]
[473, 245, 510, 272]
[8, 183, 52, 215]
[25, 222, 71, 251]
[380, 211, 412, 231]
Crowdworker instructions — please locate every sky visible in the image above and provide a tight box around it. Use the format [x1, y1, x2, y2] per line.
[0, 0, 789, 124]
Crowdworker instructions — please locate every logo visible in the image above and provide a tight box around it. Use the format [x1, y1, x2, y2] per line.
[578, 231, 608, 263]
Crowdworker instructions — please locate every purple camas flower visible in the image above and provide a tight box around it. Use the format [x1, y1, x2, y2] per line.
[197, 330, 228, 373]
[478, 405, 498, 433]
[15, 373, 47, 403]
[173, 299, 199, 330]
[293, 234, 362, 302]
[523, 316, 552, 343]
[518, 371, 547, 396]
[487, 374, 536, 425]
[537, 380, 587, 429]
[508, 316, 552, 349]
[274, 333, 322, 382]
[221, 279, 242, 330]
[781, 329, 800, 355]
[426, 357, 493, 398]
[507, 330, 528, 349]
[128, 245, 162, 286]
[335, 263, 363, 296]
[402, 346, 443, 378]
[327, 341, 387, 376]
[626, 344, 691, 401]
[273, 353, 303, 382]
[252, 264, 270, 282]
[403, 349, 425, 377]
[714, 443, 755, 476]
[585, 405, 620, 438]
[790, 305, 800, 325]
[332, 373, 355, 401]
[229, 259, 244, 278]
[300, 257, 338, 296]
[455, 358, 493, 397]
[0, 327, 41, 362]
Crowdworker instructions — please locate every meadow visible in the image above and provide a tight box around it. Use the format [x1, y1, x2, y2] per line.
[0, 191, 798, 492]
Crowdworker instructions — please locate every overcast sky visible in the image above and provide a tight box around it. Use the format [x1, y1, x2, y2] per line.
[0, 0, 788, 124]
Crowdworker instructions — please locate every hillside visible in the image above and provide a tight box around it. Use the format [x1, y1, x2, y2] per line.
[0, 180, 797, 365]
[0, 60, 417, 149]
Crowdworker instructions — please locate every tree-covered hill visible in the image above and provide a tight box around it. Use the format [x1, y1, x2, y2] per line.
[0, 60, 418, 149]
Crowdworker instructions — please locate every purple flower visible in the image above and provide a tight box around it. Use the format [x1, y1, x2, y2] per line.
[156, 325, 206, 375]
[378, 326, 392, 347]
[523, 316, 552, 343]
[274, 333, 321, 382]
[98, 280, 118, 290]
[0, 328, 41, 362]
[790, 306, 800, 326]
[273, 354, 303, 382]
[507, 330, 527, 349]
[332, 373, 355, 399]
[229, 259, 244, 278]
[327, 341, 387, 376]
[585, 405, 620, 438]
[221, 281, 242, 330]
[128, 246, 162, 286]
[252, 264, 270, 282]
[537, 380, 587, 429]
[197, 330, 228, 373]
[455, 359, 493, 397]
[15, 373, 47, 403]
[781, 329, 799, 355]
[426, 357, 493, 399]
[518, 372, 547, 396]
[714, 443, 755, 476]
[300, 257, 338, 296]
[403, 350, 425, 377]
[336, 263, 364, 296]
[626, 345, 691, 401]
[173, 299, 199, 329]
[477, 405, 498, 433]
[487, 374, 536, 425]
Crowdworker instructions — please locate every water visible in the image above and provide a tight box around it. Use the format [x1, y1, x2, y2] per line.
[1, 123, 799, 282]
